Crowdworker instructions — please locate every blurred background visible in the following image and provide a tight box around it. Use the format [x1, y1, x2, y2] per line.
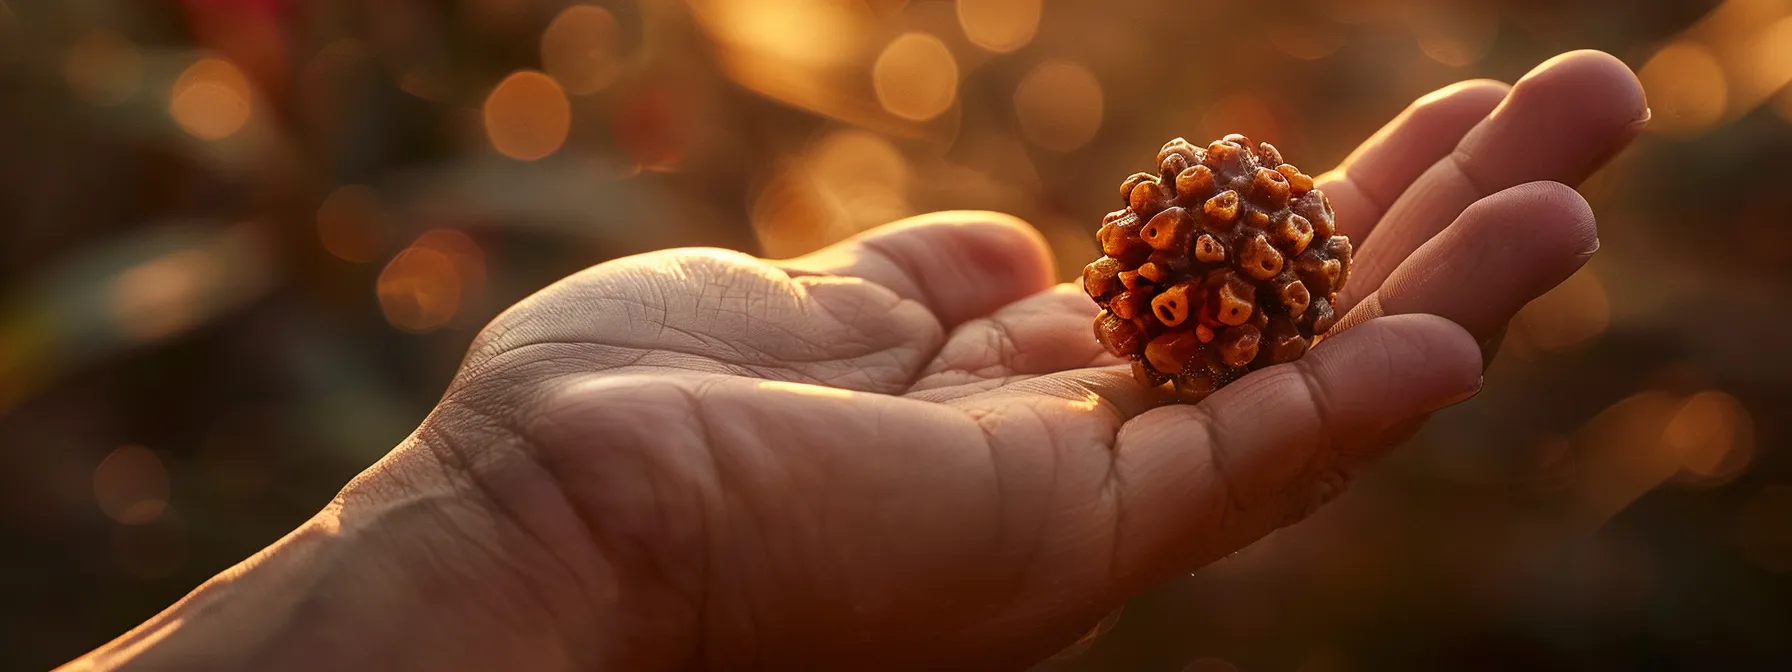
[0, 0, 1788, 669]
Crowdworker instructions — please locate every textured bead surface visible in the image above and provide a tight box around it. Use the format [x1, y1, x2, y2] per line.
[1084, 135, 1355, 401]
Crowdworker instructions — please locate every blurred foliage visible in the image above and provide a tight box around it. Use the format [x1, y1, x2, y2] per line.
[2, 0, 1791, 669]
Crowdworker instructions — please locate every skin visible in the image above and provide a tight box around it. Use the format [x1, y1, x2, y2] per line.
[65, 51, 1647, 671]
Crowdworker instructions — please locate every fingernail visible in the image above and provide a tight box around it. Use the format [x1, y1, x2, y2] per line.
[1438, 376, 1484, 410]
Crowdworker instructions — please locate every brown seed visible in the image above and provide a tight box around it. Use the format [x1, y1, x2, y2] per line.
[1176, 165, 1217, 201]
[1215, 273, 1255, 326]
[1194, 234, 1226, 263]
[1203, 190, 1240, 224]
[1276, 164, 1314, 194]
[1216, 323, 1262, 368]
[1095, 310, 1145, 357]
[1269, 213, 1316, 255]
[1145, 330, 1200, 374]
[1083, 257, 1123, 297]
[1150, 281, 1195, 327]
[1086, 135, 1354, 401]
[1252, 167, 1291, 206]
[1140, 208, 1194, 251]
[1238, 233, 1285, 280]
[1120, 172, 1157, 205]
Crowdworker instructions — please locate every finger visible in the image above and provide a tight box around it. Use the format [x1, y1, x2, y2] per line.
[1317, 79, 1510, 241]
[1104, 314, 1482, 587]
[1341, 50, 1647, 311]
[779, 211, 1057, 329]
[906, 284, 1121, 397]
[1332, 182, 1599, 359]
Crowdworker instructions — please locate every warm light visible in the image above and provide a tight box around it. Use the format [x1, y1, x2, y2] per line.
[1738, 485, 1792, 573]
[1639, 42, 1729, 137]
[805, 129, 911, 228]
[64, 28, 142, 107]
[1665, 391, 1754, 481]
[111, 250, 218, 343]
[170, 58, 253, 140]
[94, 445, 169, 525]
[483, 70, 572, 161]
[316, 185, 392, 263]
[956, 0, 1041, 54]
[1740, 16, 1792, 102]
[541, 5, 625, 96]
[1515, 266, 1609, 351]
[756, 380, 854, 399]
[378, 247, 462, 333]
[1202, 94, 1278, 145]
[413, 229, 488, 300]
[691, 0, 865, 68]
[873, 33, 959, 121]
[1014, 60, 1104, 152]
[753, 164, 847, 258]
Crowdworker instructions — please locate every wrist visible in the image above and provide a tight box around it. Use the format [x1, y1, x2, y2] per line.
[68, 435, 611, 671]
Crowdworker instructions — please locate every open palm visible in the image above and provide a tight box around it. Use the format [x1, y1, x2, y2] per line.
[405, 51, 1646, 669]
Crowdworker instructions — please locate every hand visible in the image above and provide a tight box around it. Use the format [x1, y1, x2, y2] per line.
[72, 51, 1646, 671]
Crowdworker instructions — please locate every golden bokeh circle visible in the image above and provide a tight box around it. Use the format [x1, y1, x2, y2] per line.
[483, 70, 572, 161]
[873, 33, 959, 122]
[541, 5, 625, 96]
[957, 0, 1041, 54]
[171, 58, 252, 140]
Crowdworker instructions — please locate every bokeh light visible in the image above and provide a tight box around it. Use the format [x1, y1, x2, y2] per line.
[1014, 59, 1105, 152]
[63, 29, 142, 107]
[110, 250, 218, 343]
[92, 445, 169, 525]
[483, 70, 572, 161]
[170, 58, 253, 140]
[377, 246, 462, 333]
[1665, 391, 1754, 483]
[873, 33, 959, 122]
[957, 0, 1042, 54]
[1738, 485, 1792, 573]
[1514, 266, 1610, 352]
[752, 128, 913, 256]
[1639, 42, 1728, 137]
[541, 5, 625, 96]
[316, 185, 393, 263]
